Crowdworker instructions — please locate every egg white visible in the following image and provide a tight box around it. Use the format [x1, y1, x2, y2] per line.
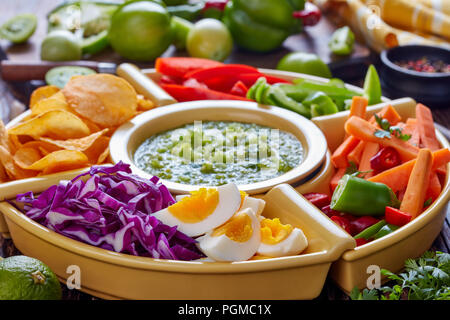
[257, 227, 308, 258]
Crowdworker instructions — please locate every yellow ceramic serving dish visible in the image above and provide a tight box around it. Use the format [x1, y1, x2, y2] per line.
[0, 184, 355, 299]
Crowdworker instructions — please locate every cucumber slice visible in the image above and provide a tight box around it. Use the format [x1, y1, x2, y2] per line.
[0, 14, 37, 44]
[45, 66, 97, 88]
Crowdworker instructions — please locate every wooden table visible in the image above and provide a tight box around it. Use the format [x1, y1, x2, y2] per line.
[1, 0, 449, 301]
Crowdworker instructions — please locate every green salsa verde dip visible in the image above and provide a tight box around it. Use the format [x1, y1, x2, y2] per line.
[134, 121, 303, 186]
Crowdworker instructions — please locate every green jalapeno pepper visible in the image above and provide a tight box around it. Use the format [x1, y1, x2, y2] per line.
[331, 174, 400, 216]
[354, 219, 387, 240]
[328, 26, 355, 56]
[373, 224, 399, 239]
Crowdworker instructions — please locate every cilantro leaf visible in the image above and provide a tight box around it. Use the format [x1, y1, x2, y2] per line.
[374, 129, 391, 139]
[374, 114, 391, 130]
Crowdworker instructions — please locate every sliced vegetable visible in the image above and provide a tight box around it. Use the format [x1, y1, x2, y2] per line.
[348, 96, 368, 119]
[358, 142, 379, 175]
[363, 65, 382, 105]
[425, 173, 441, 202]
[185, 64, 258, 81]
[373, 224, 399, 239]
[331, 174, 400, 216]
[16, 162, 203, 261]
[303, 92, 339, 117]
[45, 66, 97, 89]
[330, 167, 346, 192]
[331, 136, 360, 168]
[347, 141, 366, 165]
[370, 147, 401, 173]
[345, 116, 420, 161]
[328, 26, 355, 56]
[160, 83, 251, 101]
[400, 148, 433, 218]
[303, 193, 330, 208]
[350, 216, 380, 235]
[385, 206, 412, 227]
[403, 118, 420, 147]
[229, 81, 248, 97]
[155, 57, 223, 78]
[416, 103, 440, 151]
[331, 215, 354, 235]
[354, 219, 386, 240]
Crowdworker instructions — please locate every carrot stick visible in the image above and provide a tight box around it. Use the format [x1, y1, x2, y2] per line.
[349, 96, 368, 119]
[347, 140, 366, 165]
[369, 104, 402, 125]
[416, 103, 440, 151]
[345, 116, 420, 162]
[358, 142, 379, 177]
[368, 148, 450, 193]
[404, 118, 420, 147]
[425, 173, 442, 202]
[400, 149, 433, 218]
[331, 136, 360, 168]
[330, 167, 346, 192]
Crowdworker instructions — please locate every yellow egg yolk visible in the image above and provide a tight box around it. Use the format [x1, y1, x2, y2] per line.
[239, 191, 247, 209]
[211, 213, 253, 242]
[260, 218, 293, 245]
[168, 188, 219, 223]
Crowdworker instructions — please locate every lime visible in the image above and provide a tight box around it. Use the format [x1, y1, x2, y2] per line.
[277, 52, 332, 78]
[0, 255, 61, 300]
[45, 66, 97, 88]
[0, 13, 37, 44]
[186, 18, 233, 62]
[108, 1, 173, 61]
[41, 30, 82, 61]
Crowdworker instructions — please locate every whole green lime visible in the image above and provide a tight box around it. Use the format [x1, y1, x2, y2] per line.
[277, 52, 332, 78]
[40, 30, 82, 61]
[0, 255, 62, 300]
[108, 1, 173, 61]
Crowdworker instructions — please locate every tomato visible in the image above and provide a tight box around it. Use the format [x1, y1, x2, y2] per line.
[186, 18, 233, 62]
[277, 52, 332, 78]
[108, 1, 173, 61]
[40, 30, 82, 61]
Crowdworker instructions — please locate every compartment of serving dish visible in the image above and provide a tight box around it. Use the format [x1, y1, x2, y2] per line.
[0, 184, 355, 300]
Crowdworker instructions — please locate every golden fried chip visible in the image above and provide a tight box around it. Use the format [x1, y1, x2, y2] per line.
[63, 74, 138, 128]
[84, 136, 110, 164]
[39, 128, 108, 152]
[8, 110, 90, 140]
[0, 162, 7, 183]
[0, 120, 11, 151]
[24, 150, 88, 174]
[31, 96, 73, 115]
[8, 134, 23, 153]
[137, 94, 155, 111]
[20, 141, 61, 155]
[13, 147, 43, 169]
[0, 145, 37, 179]
[29, 85, 60, 108]
[79, 117, 102, 133]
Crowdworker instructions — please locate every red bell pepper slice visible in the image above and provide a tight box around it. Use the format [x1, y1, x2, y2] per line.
[229, 81, 248, 97]
[160, 84, 252, 102]
[159, 74, 183, 85]
[331, 215, 355, 235]
[321, 205, 340, 218]
[385, 206, 412, 227]
[239, 73, 291, 85]
[355, 238, 369, 246]
[202, 73, 291, 93]
[303, 192, 330, 208]
[185, 64, 260, 80]
[155, 57, 223, 78]
[350, 216, 379, 235]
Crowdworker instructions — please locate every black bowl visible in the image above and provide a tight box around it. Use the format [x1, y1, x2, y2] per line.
[380, 45, 450, 108]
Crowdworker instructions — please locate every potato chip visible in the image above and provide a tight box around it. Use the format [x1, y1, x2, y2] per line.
[137, 94, 155, 111]
[63, 74, 138, 128]
[24, 150, 88, 174]
[0, 145, 37, 179]
[13, 147, 43, 169]
[0, 120, 11, 151]
[29, 85, 60, 108]
[84, 136, 110, 164]
[39, 128, 108, 152]
[0, 162, 8, 183]
[8, 134, 23, 153]
[8, 110, 90, 140]
[31, 96, 73, 115]
[20, 141, 61, 155]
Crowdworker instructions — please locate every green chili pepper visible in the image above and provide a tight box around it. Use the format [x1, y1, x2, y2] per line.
[363, 64, 382, 105]
[328, 26, 355, 56]
[302, 92, 338, 117]
[331, 174, 400, 216]
[223, 0, 304, 52]
[373, 224, 399, 239]
[354, 220, 387, 240]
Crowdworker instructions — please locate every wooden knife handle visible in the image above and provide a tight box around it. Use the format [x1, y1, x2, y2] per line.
[0, 60, 102, 81]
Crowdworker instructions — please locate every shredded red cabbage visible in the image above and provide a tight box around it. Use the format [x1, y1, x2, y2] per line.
[16, 162, 203, 261]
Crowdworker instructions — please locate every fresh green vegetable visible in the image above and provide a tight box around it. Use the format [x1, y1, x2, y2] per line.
[40, 30, 82, 61]
[363, 64, 382, 105]
[0, 13, 37, 44]
[45, 66, 97, 89]
[223, 0, 305, 52]
[328, 26, 355, 56]
[353, 219, 387, 240]
[108, 0, 173, 61]
[167, 2, 204, 21]
[186, 18, 233, 61]
[277, 52, 332, 78]
[269, 86, 311, 118]
[350, 251, 450, 300]
[302, 92, 339, 117]
[171, 16, 193, 50]
[331, 174, 400, 216]
[373, 223, 399, 239]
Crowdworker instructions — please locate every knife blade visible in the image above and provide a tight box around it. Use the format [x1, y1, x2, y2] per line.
[0, 60, 117, 82]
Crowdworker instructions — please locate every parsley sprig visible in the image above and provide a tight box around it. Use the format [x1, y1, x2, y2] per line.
[350, 251, 450, 300]
[374, 114, 411, 141]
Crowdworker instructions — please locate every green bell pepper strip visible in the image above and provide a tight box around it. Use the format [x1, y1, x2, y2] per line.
[302, 92, 339, 117]
[223, 0, 304, 52]
[328, 26, 355, 56]
[291, 79, 361, 101]
[363, 64, 382, 105]
[354, 219, 387, 240]
[331, 174, 401, 216]
[373, 224, 399, 240]
[269, 86, 311, 118]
